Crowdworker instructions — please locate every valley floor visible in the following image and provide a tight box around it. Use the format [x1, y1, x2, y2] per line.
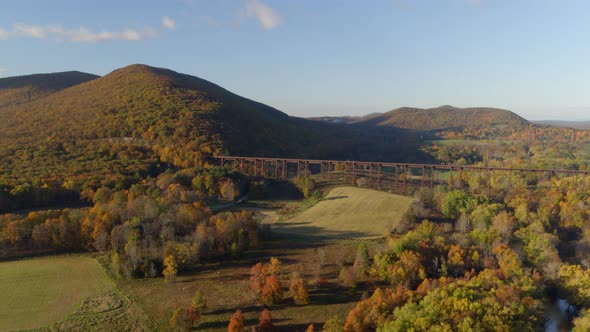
[0, 186, 413, 331]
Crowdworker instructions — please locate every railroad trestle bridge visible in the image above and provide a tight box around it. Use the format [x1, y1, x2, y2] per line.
[214, 156, 590, 192]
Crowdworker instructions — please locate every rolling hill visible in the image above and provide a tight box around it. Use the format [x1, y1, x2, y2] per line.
[354, 105, 530, 131]
[0, 64, 425, 211]
[0, 71, 99, 108]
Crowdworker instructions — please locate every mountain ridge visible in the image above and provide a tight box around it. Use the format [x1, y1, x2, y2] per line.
[352, 105, 530, 131]
[0, 71, 99, 108]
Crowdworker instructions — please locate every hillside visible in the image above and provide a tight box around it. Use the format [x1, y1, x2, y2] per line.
[0, 64, 421, 160]
[0, 64, 424, 211]
[0, 71, 98, 108]
[354, 105, 529, 131]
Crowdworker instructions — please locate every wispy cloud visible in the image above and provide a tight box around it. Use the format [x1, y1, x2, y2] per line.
[244, 0, 283, 30]
[161, 16, 176, 30]
[0, 22, 160, 43]
[0, 67, 7, 75]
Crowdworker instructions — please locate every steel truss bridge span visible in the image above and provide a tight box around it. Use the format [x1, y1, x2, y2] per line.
[213, 156, 590, 192]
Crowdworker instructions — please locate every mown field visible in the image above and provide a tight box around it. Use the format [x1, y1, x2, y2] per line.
[0, 255, 153, 332]
[274, 186, 414, 239]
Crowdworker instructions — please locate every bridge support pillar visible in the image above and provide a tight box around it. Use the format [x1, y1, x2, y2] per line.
[430, 166, 435, 187]
[421, 166, 425, 187]
[377, 164, 381, 190]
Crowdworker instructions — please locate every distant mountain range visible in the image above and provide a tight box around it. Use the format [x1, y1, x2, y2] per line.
[310, 105, 530, 132]
[533, 120, 590, 129]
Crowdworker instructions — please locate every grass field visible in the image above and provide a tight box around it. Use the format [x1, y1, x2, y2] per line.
[0, 255, 153, 332]
[274, 186, 414, 239]
[0, 256, 112, 330]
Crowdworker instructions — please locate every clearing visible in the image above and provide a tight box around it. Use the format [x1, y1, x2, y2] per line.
[273, 186, 414, 239]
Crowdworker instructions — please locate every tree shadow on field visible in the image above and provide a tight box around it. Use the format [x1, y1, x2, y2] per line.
[197, 307, 290, 329]
[320, 195, 348, 201]
[180, 222, 373, 283]
[206, 303, 290, 316]
[183, 254, 299, 277]
[302, 279, 382, 307]
[271, 222, 372, 243]
[275, 323, 324, 332]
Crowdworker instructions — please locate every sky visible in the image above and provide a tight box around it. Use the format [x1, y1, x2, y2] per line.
[1, 0, 589, 120]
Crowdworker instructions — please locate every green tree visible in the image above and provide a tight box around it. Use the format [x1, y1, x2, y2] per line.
[188, 290, 207, 326]
[353, 243, 370, 276]
[322, 315, 344, 332]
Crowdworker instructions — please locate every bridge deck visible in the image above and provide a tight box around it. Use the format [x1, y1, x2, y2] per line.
[214, 156, 590, 176]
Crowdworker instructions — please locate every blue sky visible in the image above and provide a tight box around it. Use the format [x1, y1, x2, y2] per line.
[1, 0, 589, 120]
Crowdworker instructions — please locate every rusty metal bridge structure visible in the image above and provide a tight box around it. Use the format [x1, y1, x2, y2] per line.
[214, 156, 590, 192]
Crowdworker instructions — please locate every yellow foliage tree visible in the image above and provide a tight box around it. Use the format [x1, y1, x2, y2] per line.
[163, 254, 178, 282]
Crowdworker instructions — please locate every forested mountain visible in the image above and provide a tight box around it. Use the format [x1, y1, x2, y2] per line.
[354, 105, 529, 131]
[0, 64, 423, 211]
[0, 71, 99, 108]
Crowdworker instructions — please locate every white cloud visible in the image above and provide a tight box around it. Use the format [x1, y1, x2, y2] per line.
[161, 16, 176, 30]
[0, 67, 7, 75]
[0, 22, 159, 43]
[244, 0, 283, 30]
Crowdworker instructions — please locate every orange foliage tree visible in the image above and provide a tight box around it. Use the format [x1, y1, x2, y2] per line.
[249, 258, 284, 305]
[228, 309, 245, 332]
[258, 309, 274, 332]
[262, 276, 283, 305]
[289, 273, 309, 305]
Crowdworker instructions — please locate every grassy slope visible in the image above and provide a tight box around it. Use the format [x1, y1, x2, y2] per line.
[0, 256, 113, 330]
[275, 187, 414, 239]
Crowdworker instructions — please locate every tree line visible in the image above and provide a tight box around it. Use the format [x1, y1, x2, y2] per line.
[0, 167, 268, 280]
